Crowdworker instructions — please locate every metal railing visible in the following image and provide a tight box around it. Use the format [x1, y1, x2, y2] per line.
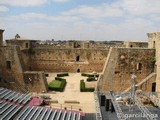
[94, 91, 102, 120]
[109, 92, 126, 120]
[135, 95, 157, 120]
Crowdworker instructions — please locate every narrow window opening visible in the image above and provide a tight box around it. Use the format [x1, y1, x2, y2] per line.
[6, 61, 11, 69]
[137, 63, 142, 70]
[152, 82, 156, 92]
[76, 56, 80, 62]
[153, 41, 155, 48]
[26, 43, 29, 48]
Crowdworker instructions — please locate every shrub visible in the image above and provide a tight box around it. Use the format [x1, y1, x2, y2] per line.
[81, 73, 99, 78]
[81, 73, 88, 77]
[60, 79, 66, 91]
[87, 77, 96, 82]
[87, 74, 94, 77]
[95, 74, 99, 77]
[55, 77, 65, 81]
[57, 73, 69, 77]
[80, 80, 95, 92]
[48, 79, 67, 92]
[80, 80, 85, 92]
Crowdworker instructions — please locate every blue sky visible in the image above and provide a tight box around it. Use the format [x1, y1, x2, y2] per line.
[0, 0, 160, 41]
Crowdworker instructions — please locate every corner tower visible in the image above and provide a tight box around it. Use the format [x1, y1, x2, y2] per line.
[147, 32, 160, 92]
[0, 29, 4, 46]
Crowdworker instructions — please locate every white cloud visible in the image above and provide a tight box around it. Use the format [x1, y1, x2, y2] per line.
[11, 13, 47, 20]
[52, 0, 71, 3]
[0, 0, 48, 7]
[62, 4, 123, 18]
[1, 0, 160, 41]
[0, 6, 9, 12]
[1, 16, 155, 41]
[9, 12, 80, 22]
[120, 0, 160, 15]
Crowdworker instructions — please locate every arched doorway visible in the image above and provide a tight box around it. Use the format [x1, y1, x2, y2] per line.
[152, 82, 156, 92]
[77, 69, 80, 73]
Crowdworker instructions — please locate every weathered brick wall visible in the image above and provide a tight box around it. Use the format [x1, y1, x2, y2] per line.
[27, 48, 109, 73]
[0, 46, 24, 85]
[138, 74, 156, 92]
[101, 48, 155, 92]
[24, 71, 48, 92]
[0, 30, 4, 46]
[0, 46, 48, 92]
[148, 32, 160, 92]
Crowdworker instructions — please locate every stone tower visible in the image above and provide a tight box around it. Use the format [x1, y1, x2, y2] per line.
[147, 32, 160, 92]
[0, 29, 4, 46]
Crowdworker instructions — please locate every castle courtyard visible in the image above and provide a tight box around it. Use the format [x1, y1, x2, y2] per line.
[39, 73, 97, 113]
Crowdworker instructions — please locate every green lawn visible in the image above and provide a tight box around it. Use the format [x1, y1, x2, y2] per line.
[49, 80, 61, 88]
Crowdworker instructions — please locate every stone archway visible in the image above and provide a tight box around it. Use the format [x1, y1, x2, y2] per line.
[77, 69, 80, 73]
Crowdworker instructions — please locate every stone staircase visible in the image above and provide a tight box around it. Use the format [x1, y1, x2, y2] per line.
[100, 47, 118, 91]
[123, 73, 156, 93]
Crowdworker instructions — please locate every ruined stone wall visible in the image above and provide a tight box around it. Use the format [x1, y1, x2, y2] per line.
[138, 73, 156, 92]
[0, 46, 48, 92]
[148, 32, 160, 92]
[101, 48, 155, 92]
[124, 42, 148, 48]
[0, 30, 4, 46]
[6, 40, 31, 50]
[147, 33, 157, 49]
[0, 46, 24, 85]
[29, 48, 109, 73]
[24, 71, 48, 92]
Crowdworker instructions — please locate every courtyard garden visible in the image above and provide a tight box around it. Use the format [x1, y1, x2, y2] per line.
[48, 73, 68, 92]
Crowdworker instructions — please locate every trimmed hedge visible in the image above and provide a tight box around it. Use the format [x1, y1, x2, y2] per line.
[87, 77, 96, 82]
[81, 73, 99, 77]
[57, 73, 69, 77]
[55, 77, 65, 81]
[80, 80, 95, 92]
[81, 73, 88, 77]
[48, 79, 67, 92]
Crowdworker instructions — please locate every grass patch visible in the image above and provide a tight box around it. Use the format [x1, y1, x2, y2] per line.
[48, 79, 67, 92]
[49, 80, 61, 88]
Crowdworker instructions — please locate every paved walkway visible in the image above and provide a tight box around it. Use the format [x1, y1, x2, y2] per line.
[45, 73, 96, 113]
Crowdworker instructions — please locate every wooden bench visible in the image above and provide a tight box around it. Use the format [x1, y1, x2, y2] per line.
[64, 100, 80, 104]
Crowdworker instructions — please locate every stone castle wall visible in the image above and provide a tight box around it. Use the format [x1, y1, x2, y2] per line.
[23, 71, 48, 92]
[0, 46, 25, 86]
[0, 45, 48, 92]
[148, 32, 160, 92]
[100, 48, 155, 92]
[0, 30, 4, 46]
[26, 48, 109, 73]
